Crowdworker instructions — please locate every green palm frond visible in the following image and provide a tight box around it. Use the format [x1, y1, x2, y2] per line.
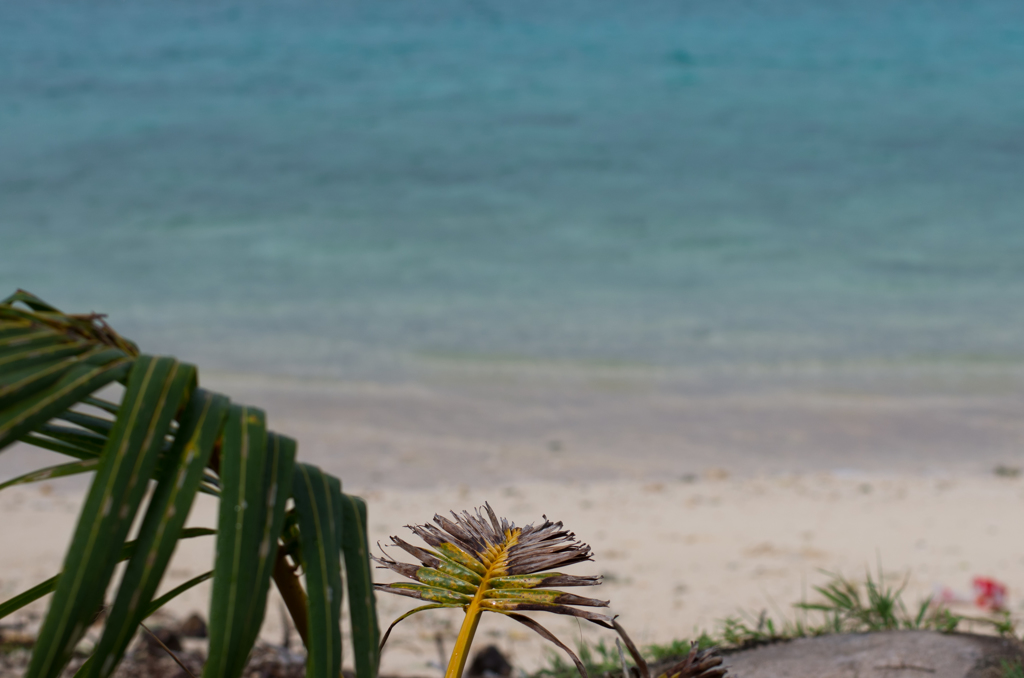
[0, 291, 380, 678]
[375, 503, 615, 678]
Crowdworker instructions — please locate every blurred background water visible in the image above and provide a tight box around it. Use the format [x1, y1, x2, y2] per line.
[3, 0, 1024, 381]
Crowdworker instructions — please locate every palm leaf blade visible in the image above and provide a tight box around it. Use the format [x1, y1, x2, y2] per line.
[501, 613, 591, 678]
[37, 423, 108, 453]
[52, 410, 115, 438]
[0, 349, 101, 410]
[0, 458, 100, 492]
[25, 356, 196, 678]
[236, 431, 297, 655]
[0, 352, 131, 451]
[292, 463, 344, 678]
[0, 323, 39, 341]
[1, 290, 62, 311]
[0, 576, 59, 621]
[144, 571, 215, 618]
[84, 388, 229, 678]
[340, 492, 381, 678]
[206, 404, 272, 678]
[0, 335, 71, 364]
[0, 528, 215, 621]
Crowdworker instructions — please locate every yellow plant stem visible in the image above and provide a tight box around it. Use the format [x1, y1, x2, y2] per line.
[446, 600, 484, 678]
[445, 530, 520, 678]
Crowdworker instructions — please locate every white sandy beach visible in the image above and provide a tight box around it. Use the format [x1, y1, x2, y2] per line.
[2, 471, 1023, 675]
[2, 364, 1024, 674]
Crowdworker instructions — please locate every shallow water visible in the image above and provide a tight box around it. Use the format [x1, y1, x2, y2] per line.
[3, 0, 1024, 383]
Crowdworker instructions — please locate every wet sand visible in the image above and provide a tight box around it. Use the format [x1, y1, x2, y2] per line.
[194, 361, 1024, 486]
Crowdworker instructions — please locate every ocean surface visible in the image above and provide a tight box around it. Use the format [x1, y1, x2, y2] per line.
[3, 0, 1024, 382]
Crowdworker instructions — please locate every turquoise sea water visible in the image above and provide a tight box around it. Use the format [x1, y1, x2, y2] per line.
[3, 0, 1024, 380]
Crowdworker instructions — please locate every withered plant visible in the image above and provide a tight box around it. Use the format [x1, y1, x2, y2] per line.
[374, 504, 660, 678]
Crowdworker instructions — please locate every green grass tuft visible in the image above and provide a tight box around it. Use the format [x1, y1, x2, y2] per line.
[644, 635, 716, 663]
[534, 639, 624, 678]
[529, 567, 1017, 678]
[1002, 659, 1024, 678]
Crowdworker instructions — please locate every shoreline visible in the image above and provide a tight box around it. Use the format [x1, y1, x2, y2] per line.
[198, 364, 1024, 486]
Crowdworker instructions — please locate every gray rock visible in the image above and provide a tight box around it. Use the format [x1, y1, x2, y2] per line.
[721, 631, 1024, 678]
